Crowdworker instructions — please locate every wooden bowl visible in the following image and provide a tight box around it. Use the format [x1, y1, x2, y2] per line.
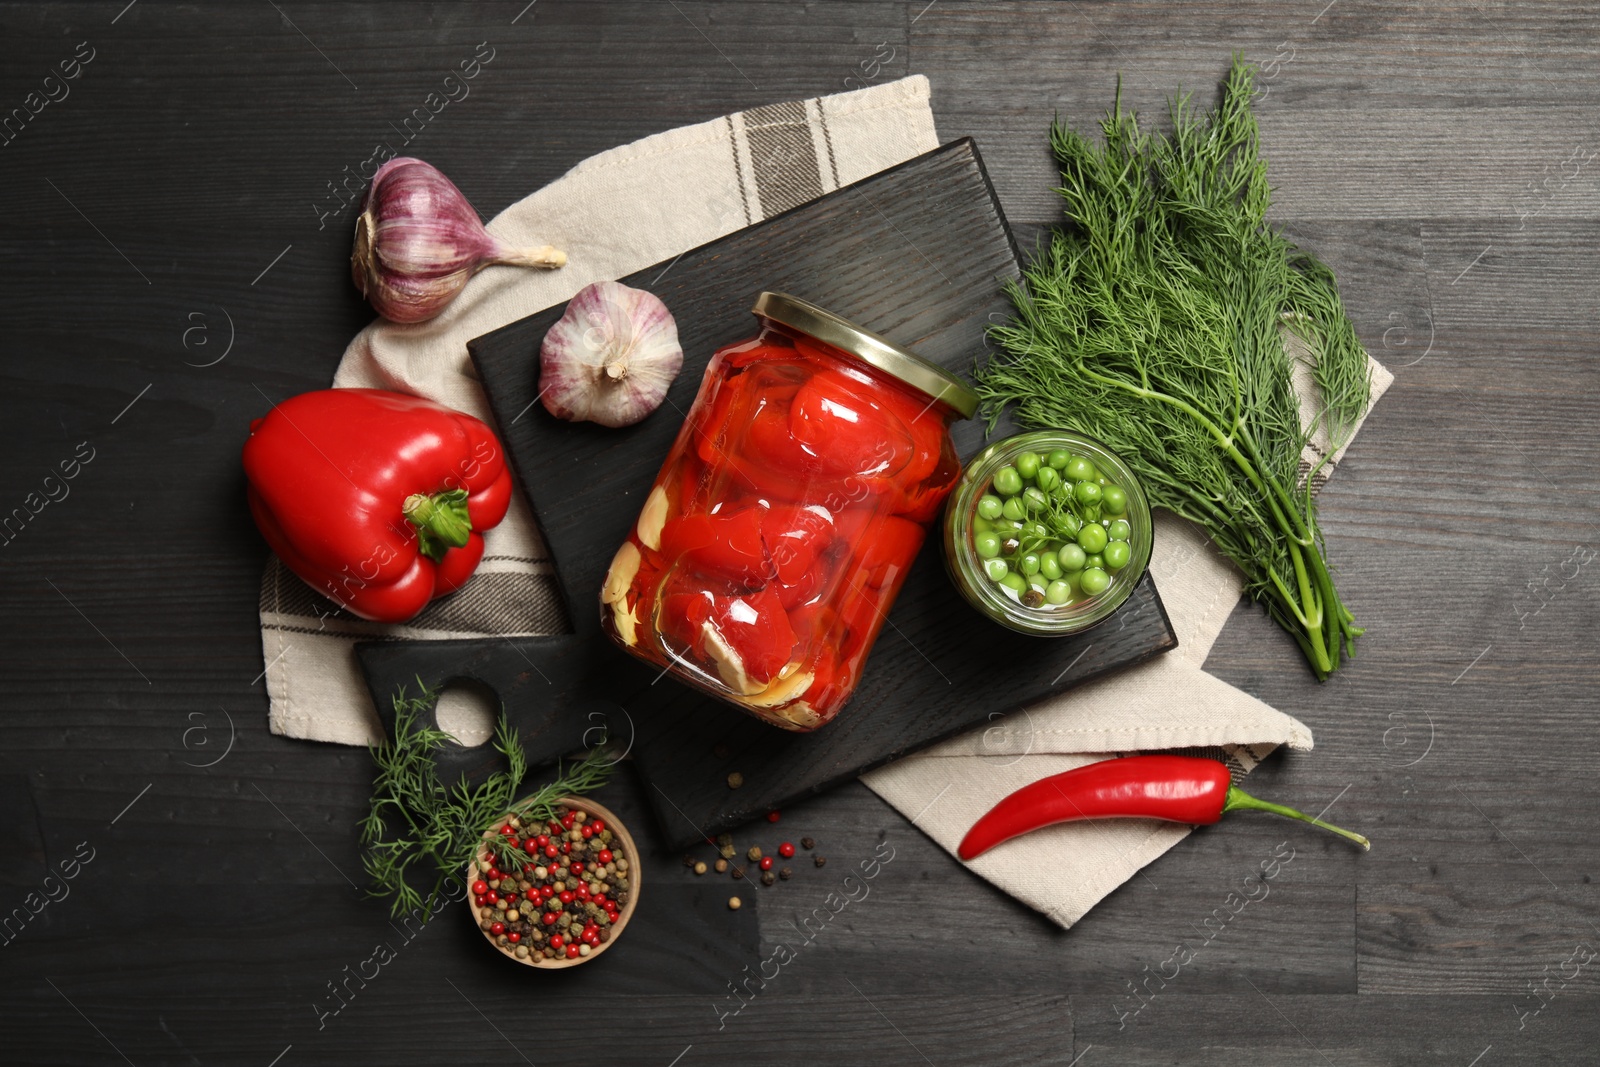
[465, 796, 640, 969]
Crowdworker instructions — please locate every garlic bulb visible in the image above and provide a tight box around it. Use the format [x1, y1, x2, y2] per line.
[351, 157, 566, 324]
[539, 281, 684, 427]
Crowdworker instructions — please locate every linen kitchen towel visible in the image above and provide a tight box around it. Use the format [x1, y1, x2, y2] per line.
[256, 74, 1393, 928]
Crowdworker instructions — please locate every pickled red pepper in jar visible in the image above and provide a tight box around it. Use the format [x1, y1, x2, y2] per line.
[600, 292, 978, 731]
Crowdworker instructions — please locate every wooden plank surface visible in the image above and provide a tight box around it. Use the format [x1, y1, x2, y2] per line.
[2, 2, 1598, 1064]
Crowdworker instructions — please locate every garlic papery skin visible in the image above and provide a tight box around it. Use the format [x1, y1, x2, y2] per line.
[539, 280, 684, 427]
[351, 157, 566, 324]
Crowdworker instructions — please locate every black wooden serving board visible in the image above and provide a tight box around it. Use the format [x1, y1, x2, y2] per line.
[360, 138, 1177, 851]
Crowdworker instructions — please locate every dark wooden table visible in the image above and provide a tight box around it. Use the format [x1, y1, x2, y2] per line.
[3, 3, 1596, 1064]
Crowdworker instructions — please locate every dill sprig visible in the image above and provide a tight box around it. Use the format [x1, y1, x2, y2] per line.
[977, 58, 1370, 678]
[358, 684, 614, 917]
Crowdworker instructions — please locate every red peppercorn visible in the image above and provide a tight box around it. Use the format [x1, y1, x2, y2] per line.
[778, 842, 796, 859]
[542, 912, 558, 926]
[561, 842, 571, 854]
[535, 834, 550, 848]
[561, 813, 575, 829]
[759, 856, 773, 871]
[487, 868, 503, 881]
[500, 825, 514, 836]
[571, 862, 584, 874]
[559, 890, 575, 904]
[566, 944, 581, 959]
[767, 810, 781, 823]
[590, 820, 605, 833]
[597, 849, 613, 864]
[471, 880, 488, 896]
[581, 825, 594, 839]
[507, 932, 521, 944]
[549, 934, 564, 949]
[485, 890, 499, 904]
[504, 892, 519, 904]
[474, 894, 486, 907]
[505, 837, 521, 850]
[544, 844, 559, 858]
[490, 922, 505, 936]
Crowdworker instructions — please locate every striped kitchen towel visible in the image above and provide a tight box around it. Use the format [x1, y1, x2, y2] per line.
[257, 73, 1393, 931]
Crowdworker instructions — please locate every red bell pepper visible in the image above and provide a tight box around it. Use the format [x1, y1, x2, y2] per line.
[957, 755, 1371, 861]
[243, 388, 513, 623]
[658, 506, 772, 585]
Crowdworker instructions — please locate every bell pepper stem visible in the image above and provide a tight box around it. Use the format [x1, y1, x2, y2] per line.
[1222, 785, 1371, 851]
[403, 489, 472, 562]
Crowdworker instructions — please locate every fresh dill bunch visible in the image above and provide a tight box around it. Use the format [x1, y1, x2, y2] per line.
[977, 57, 1370, 678]
[358, 684, 614, 917]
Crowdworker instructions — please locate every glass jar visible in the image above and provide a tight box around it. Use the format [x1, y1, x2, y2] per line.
[943, 430, 1153, 635]
[600, 292, 977, 731]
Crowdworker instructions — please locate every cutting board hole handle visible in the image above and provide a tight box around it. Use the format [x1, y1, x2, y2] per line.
[432, 677, 502, 749]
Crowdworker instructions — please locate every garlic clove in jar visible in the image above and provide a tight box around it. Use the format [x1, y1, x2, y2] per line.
[539, 281, 684, 428]
[351, 157, 566, 324]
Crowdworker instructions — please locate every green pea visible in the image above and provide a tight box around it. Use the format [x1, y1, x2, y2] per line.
[1101, 485, 1127, 515]
[1064, 457, 1097, 482]
[975, 531, 1001, 559]
[1023, 487, 1049, 512]
[999, 571, 1028, 595]
[1103, 540, 1132, 570]
[993, 467, 1023, 496]
[984, 558, 1010, 582]
[1080, 567, 1111, 596]
[1057, 544, 1087, 571]
[1075, 481, 1102, 505]
[1034, 467, 1061, 493]
[977, 495, 1004, 521]
[1085, 554, 1104, 570]
[1056, 511, 1080, 537]
[1024, 521, 1051, 540]
[1109, 519, 1132, 541]
[1015, 451, 1041, 481]
[1045, 579, 1074, 605]
[1001, 497, 1027, 522]
[1020, 552, 1041, 576]
[1040, 554, 1062, 581]
[1077, 523, 1108, 554]
[1047, 449, 1072, 470]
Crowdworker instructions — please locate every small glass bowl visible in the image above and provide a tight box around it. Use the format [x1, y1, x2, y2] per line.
[943, 430, 1153, 635]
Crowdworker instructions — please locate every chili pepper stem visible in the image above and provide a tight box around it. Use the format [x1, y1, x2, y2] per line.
[1222, 786, 1370, 850]
[403, 488, 472, 561]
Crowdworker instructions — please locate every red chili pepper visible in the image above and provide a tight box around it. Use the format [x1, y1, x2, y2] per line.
[243, 388, 512, 623]
[956, 755, 1370, 860]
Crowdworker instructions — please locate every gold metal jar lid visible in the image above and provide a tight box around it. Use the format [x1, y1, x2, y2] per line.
[751, 291, 979, 419]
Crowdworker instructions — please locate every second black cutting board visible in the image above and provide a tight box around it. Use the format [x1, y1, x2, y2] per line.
[464, 138, 1177, 850]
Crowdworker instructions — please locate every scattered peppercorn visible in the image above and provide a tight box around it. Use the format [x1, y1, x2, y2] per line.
[682, 854, 696, 868]
[719, 844, 736, 860]
[716, 832, 734, 847]
[801, 836, 816, 850]
[761, 871, 776, 886]
[731, 866, 745, 880]
[779, 866, 793, 881]
[715, 858, 728, 873]
[814, 855, 827, 868]
[728, 896, 742, 910]
[778, 841, 796, 859]
[746, 846, 763, 862]
[727, 772, 744, 789]
[759, 856, 774, 871]
[766, 810, 781, 823]
[693, 861, 708, 875]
